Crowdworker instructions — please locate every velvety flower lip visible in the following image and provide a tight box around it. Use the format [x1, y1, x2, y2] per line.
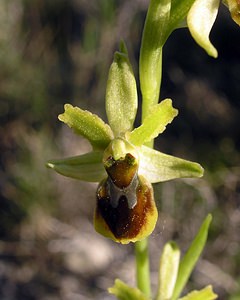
[94, 151, 158, 244]
[47, 43, 204, 244]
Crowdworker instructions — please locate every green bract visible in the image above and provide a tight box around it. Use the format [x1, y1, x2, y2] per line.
[156, 242, 180, 300]
[187, 0, 220, 58]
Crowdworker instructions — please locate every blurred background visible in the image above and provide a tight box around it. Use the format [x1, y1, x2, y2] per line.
[0, 0, 240, 299]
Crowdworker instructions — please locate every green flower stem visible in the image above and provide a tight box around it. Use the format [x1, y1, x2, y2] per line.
[135, 238, 151, 297]
[141, 47, 162, 151]
[141, 48, 162, 121]
[140, 47, 162, 126]
[140, 41, 163, 148]
[139, 0, 170, 123]
[135, 0, 165, 292]
[136, 0, 166, 292]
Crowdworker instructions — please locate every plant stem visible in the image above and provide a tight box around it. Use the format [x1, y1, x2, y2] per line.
[135, 238, 151, 297]
[136, 1, 164, 295]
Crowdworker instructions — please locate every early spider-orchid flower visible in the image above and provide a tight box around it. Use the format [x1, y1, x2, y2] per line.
[47, 43, 203, 244]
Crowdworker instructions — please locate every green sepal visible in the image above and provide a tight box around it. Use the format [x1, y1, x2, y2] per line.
[172, 215, 212, 300]
[58, 104, 114, 150]
[156, 241, 180, 300]
[139, 146, 204, 183]
[179, 286, 217, 300]
[46, 151, 106, 182]
[187, 0, 220, 58]
[106, 41, 138, 137]
[108, 279, 151, 300]
[128, 99, 178, 146]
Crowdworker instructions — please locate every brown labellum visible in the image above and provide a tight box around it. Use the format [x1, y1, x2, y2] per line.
[94, 153, 158, 244]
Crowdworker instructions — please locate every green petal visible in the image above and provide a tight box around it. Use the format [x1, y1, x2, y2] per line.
[172, 215, 212, 300]
[139, 146, 204, 183]
[106, 42, 138, 137]
[108, 279, 150, 300]
[156, 242, 180, 300]
[128, 99, 178, 146]
[179, 285, 218, 300]
[187, 0, 220, 58]
[46, 151, 106, 182]
[58, 104, 114, 150]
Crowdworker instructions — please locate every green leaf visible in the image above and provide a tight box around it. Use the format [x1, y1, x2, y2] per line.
[187, 0, 220, 58]
[139, 146, 204, 183]
[139, 0, 170, 120]
[106, 42, 138, 137]
[172, 215, 212, 300]
[128, 99, 178, 146]
[179, 285, 218, 300]
[108, 279, 151, 300]
[58, 104, 114, 150]
[46, 151, 106, 182]
[156, 241, 180, 300]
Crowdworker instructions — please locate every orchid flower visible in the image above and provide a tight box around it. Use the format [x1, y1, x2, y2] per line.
[47, 43, 203, 244]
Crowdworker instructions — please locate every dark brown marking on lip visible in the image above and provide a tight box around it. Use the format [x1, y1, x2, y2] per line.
[96, 176, 155, 240]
